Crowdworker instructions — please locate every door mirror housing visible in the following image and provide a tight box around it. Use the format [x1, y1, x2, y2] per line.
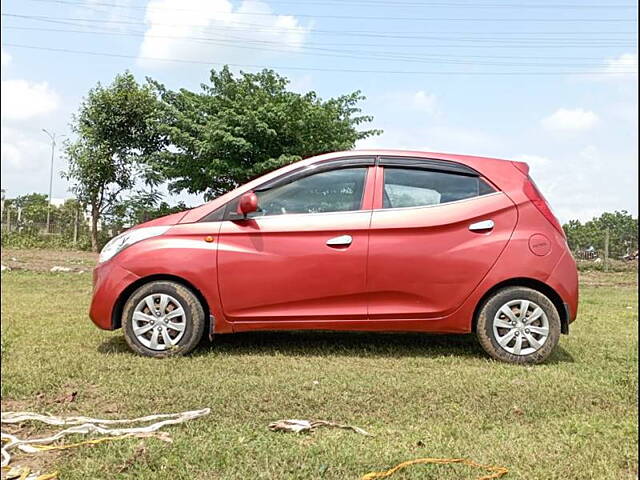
[237, 191, 258, 217]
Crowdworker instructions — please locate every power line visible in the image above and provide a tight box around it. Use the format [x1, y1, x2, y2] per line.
[16, 0, 639, 22]
[3, 14, 637, 45]
[3, 25, 637, 68]
[50, 0, 638, 8]
[11, 1, 638, 34]
[6, 23, 635, 38]
[179, 0, 640, 7]
[3, 23, 634, 46]
[7, 24, 628, 60]
[2, 43, 637, 75]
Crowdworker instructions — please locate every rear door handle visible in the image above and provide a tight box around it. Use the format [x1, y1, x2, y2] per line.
[326, 234, 353, 247]
[469, 220, 494, 232]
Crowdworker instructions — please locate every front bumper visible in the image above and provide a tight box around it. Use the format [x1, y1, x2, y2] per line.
[89, 260, 140, 330]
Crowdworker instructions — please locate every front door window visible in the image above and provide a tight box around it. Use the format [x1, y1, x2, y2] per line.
[251, 167, 367, 217]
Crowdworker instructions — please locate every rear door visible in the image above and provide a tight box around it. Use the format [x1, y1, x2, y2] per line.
[217, 160, 376, 326]
[367, 157, 518, 320]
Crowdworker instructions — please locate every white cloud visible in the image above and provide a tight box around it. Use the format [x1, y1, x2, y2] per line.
[381, 90, 438, 116]
[412, 91, 437, 114]
[1, 79, 60, 120]
[1, 124, 74, 200]
[603, 53, 638, 78]
[513, 154, 550, 170]
[288, 74, 313, 93]
[1, 48, 11, 67]
[357, 123, 503, 159]
[1, 126, 51, 175]
[137, 0, 310, 67]
[541, 108, 599, 132]
[514, 145, 638, 223]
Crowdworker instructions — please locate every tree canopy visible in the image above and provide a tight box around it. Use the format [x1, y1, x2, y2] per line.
[563, 210, 638, 258]
[61, 67, 381, 248]
[150, 66, 381, 199]
[62, 71, 164, 251]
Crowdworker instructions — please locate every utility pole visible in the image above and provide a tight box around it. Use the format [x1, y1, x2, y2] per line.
[42, 129, 65, 233]
[73, 206, 79, 245]
[604, 228, 610, 272]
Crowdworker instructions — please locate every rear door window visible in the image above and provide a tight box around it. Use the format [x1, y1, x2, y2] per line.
[382, 167, 495, 209]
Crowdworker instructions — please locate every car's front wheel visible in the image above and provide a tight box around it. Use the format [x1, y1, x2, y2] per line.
[476, 286, 561, 364]
[122, 280, 205, 358]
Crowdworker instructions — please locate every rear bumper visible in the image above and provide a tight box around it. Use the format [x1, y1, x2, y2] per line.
[547, 250, 579, 326]
[89, 260, 140, 330]
[561, 302, 571, 334]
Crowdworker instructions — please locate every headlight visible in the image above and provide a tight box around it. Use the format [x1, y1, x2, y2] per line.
[99, 226, 171, 263]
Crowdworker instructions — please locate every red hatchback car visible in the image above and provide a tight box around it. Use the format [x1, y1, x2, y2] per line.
[90, 150, 578, 364]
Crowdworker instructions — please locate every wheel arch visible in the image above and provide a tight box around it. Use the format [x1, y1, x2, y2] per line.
[111, 274, 211, 330]
[472, 277, 569, 334]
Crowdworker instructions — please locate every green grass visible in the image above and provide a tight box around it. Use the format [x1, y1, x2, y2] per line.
[1, 269, 637, 479]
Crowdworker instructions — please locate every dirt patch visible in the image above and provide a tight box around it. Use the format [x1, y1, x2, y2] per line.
[0, 451, 64, 480]
[1, 249, 97, 273]
[1, 400, 65, 478]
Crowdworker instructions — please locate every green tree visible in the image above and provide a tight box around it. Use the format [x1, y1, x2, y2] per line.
[563, 210, 638, 258]
[56, 198, 86, 239]
[102, 192, 187, 231]
[151, 66, 381, 199]
[12, 193, 50, 225]
[63, 72, 164, 251]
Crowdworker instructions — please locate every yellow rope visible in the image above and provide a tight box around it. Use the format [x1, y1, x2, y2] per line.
[18, 466, 30, 480]
[1, 465, 58, 479]
[35, 473, 59, 480]
[361, 457, 509, 480]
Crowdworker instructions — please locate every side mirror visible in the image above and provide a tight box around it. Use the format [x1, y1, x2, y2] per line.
[237, 191, 258, 217]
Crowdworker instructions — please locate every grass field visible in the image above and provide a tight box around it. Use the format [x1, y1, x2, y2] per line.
[1, 249, 637, 479]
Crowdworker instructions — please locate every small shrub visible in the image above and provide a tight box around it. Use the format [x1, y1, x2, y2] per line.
[576, 258, 638, 272]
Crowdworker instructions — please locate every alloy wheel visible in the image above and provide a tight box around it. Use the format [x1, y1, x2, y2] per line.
[492, 299, 550, 356]
[132, 293, 187, 351]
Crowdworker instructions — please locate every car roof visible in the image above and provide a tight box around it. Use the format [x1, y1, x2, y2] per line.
[180, 149, 523, 223]
[309, 149, 514, 166]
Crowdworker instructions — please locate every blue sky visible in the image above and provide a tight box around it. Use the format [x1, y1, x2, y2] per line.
[1, 0, 637, 222]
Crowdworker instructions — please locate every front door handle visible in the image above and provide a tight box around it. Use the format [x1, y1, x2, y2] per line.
[326, 234, 353, 247]
[469, 220, 494, 232]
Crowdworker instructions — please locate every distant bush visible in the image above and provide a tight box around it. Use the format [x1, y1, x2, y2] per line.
[576, 258, 638, 272]
[0, 230, 109, 251]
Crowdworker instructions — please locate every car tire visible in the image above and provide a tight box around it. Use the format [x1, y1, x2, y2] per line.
[122, 281, 205, 358]
[476, 286, 561, 365]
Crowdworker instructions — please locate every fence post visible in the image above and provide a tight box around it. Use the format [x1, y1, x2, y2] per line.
[604, 228, 610, 272]
[73, 207, 79, 246]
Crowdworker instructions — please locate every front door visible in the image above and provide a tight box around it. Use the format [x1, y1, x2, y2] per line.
[367, 161, 518, 320]
[217, 165, 375, 326]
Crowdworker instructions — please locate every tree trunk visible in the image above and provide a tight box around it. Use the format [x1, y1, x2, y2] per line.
[604, 228, 610, 272]
[91, 205, 100, 253]
[73, 206, 79, 246]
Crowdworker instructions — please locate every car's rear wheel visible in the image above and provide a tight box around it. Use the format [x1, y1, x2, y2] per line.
[122, 281, 205, 358]
[476, 286, 561, 364]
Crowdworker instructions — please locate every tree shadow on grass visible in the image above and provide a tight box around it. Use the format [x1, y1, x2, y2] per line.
[98, 330, 574, 363]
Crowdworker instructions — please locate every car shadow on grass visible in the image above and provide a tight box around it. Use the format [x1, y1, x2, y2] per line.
[98, 330, 574, 363]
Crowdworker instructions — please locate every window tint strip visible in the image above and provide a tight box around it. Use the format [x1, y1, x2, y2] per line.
[255, 157, 375, 192]
[378, 157, 478, 176]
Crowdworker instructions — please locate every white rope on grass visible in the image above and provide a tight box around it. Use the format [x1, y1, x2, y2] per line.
[1, 408, 210, 467]
[268, 419, 372, 436]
